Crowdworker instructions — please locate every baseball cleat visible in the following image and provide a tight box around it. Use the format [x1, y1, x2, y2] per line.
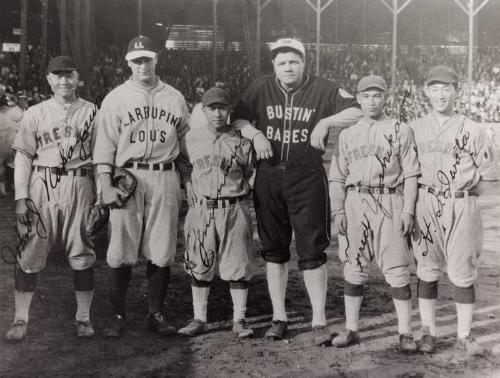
[399, 333, 418, 354]
[265, 320, 287, 340]
[311, 325, 333, 347]
[5, 320, 28, 343]
[232, 320, 254, 338]
[331, 329, 358, 348]
[76, 319, 95, 338]
[455, 334, 487, 356]
[147, 312, 176, 336]
[418, 327, 436, 353]
[178, 319, 208, 337]
[102, 314, 126, 338]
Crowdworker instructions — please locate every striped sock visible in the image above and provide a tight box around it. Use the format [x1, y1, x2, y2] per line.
[344, 281, 363, 332]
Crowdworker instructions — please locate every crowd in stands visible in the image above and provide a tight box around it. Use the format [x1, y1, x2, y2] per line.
[2, 41, 500, 123]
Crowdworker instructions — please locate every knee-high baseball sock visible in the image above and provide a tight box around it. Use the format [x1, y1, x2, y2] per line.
[392, 284, 412, 335]
[147, 262, 170, 315]
[266, 262, 288, 322]
[454, 285, 475, 338]
[344, 281, 363, 332]
[191, 277, 210, 322]
[303, 264, 327, 327]
[13, 266, 37, 323]
[230, 280, 249, 322]
[417, 279, 438, 336]
[108, 266, 132, 317]
[13, 290, 34, 323]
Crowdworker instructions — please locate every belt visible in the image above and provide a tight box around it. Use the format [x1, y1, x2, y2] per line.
[347, 185, 397, 194]
[33, 166, 89, 177]
[199, 197, 240, 209]
[124, 162, 174, 171]
[418, 184, 477, 198]
[263, 161, 321, 170]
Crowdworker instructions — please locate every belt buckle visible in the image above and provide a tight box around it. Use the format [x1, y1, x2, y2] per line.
[277, 162, 287, 170]
[206, 199, 217, 209]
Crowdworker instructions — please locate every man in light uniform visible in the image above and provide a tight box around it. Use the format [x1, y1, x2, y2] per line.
[94, 36, 190, 337]
[178, 87, 256, 338]
[329, 75, 419, 352]
[410, 66, 494, 355]
[5, 56, 97, 342]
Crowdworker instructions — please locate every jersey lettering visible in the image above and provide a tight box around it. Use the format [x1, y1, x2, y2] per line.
[265, 105, 315, 122]
[129, 129, 168, 144]
[123, 106, 181, 128]
[266, 125, 309, 143]
[193, 154, 231, 171]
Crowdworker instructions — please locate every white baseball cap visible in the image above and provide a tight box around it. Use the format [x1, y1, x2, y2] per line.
[270, 38, 305, 58]
[125, 35, 157, 61]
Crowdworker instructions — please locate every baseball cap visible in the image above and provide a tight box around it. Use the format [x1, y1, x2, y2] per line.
[125, 35, 157, 61]
[425, 65, 459, 85]
[47, 56, 77, 73]
[201, 87, 231, 106]
[357, 75, 387, 92]
[270, 38, 305, 58]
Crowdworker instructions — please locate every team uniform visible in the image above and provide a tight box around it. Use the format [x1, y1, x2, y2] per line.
[329, 115, 420, 288]
[410, 113, 493, 286]
[12, 97, 97, 273]
[183, 126, 255, 283]
[409, 65, 495, 356]
[5, 56, 98, 343]
[233, 73, 357, 269]
[94, 79, 189, 268]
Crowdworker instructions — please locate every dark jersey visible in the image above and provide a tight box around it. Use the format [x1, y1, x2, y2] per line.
[233, 73, 358, 168]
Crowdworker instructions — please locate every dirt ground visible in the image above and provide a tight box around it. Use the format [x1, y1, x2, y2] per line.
[1, 132, 500, 377]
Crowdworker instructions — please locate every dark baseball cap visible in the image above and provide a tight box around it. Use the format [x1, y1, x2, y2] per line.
[126, 35, 157, 61]
[47, 56, 77, 73]
[425, 65, 459, 85]
[202, 87, 231, 106]
[357, 75, 387, 92]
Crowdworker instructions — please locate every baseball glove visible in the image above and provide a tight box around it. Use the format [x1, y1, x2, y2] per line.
[112, 167, 137, 204]
[85, 168, 137, 237]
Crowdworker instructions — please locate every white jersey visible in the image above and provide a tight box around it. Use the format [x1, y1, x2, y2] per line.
[185, 125, 255, 199]
[410, 113, 494, 191]
[94, 78, 189, 175]
[12, 98, 97, 169]
[329, 114, 420, 187]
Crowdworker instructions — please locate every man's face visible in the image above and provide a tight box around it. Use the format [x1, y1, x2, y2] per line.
[203, 103, 230, 132]
[273, 51, 305, 90]
[357, 89, 385, 119]
[127, 56, 157, 85]
[425, 82, 457, 114]
[46, 71, 78, 99]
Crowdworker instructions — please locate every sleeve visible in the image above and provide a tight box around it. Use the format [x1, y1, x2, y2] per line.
[398, 123, 420, 179]
[14, 150, 33, 200]
[93, 95, 120, 174]
[328, 132, 349, 215]
[470, 123, 495, 179]
[12, 108, 37, 159]
[243, 140, 256, 190]
[331, 87, 360, 115]
[175, 97, 193, 184]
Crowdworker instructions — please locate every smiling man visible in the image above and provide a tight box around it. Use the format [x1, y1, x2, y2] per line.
[5, 56, 97, 342]
[329, 75, 419, 353]
[410, 66, 495, 356]
[94, 35, 190, 338]
[232, 38, 362, 346]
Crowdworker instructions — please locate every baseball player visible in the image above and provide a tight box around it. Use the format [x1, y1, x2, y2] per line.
[232, 38, 362, 345]
[94, 35, 190, 338]
[329, 75, 420, 353]
[410, 66, 494, 355]
[5, 56, 97, 342]
[178, 87, 256, 338]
